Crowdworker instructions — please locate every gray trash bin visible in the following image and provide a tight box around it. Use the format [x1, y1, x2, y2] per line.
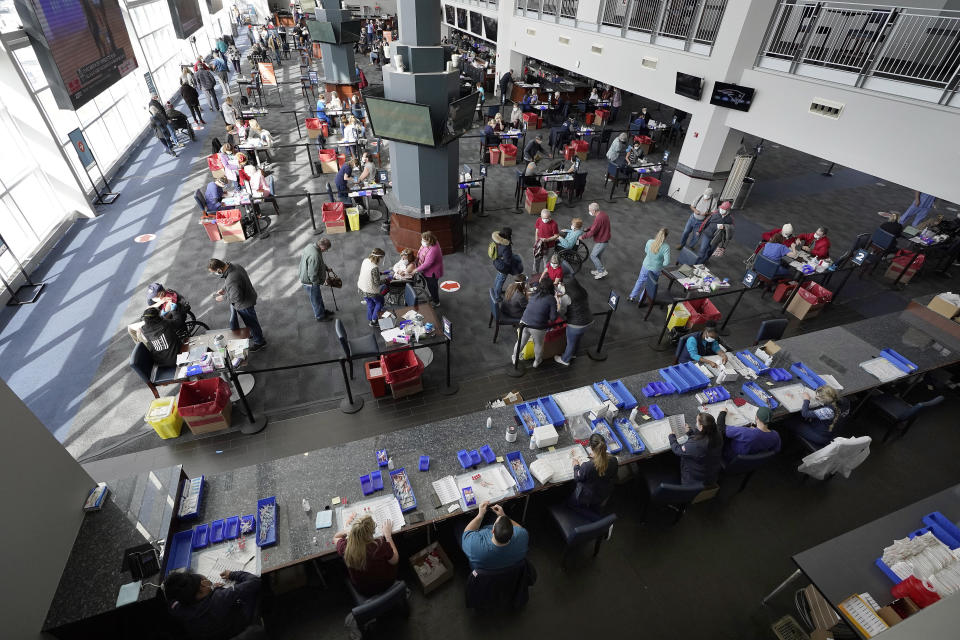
[733, 177, 755, 210]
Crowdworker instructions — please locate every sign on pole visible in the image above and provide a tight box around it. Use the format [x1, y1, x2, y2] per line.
[68, 128, 96, 170]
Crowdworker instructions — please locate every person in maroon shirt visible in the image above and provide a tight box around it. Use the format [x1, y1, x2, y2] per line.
[534, 210, 560, 273]
[334, 513, 399, 596]
[583, 202, 611, 279]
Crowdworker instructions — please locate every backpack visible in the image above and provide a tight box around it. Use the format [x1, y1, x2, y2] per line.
[488, 241, 498, 260]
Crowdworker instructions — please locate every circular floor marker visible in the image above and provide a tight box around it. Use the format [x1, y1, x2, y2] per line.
[439, 280, 461, 293]
[134, 234, 156, 243]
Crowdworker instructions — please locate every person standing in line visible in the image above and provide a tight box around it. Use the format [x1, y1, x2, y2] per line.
[514, 279, 560, 368]
[695, 200, 735, 265]
[677, 187, 716, 250]
[208, 259, 267, 351]
[582, 202, 611, 279]
[491, 227, 521, 301]
[357, 248, 386, 326]
[610, 88, 622, 123]
[180, 81, 205, 125]
[629, 228, 670, 302]
[210, 52, 229, 86]
[412, 231, 443, 307]
[499, 68, 513, 105]
[228, 42, 242, 74]
[553, 275, 591, 366]
[195, 65, 220, 111]
[299, 238, 335, 322]
[150, 115, 178, 157]
[180, 66, 196, 87]
[148, 95, 178, 144]
[899, 191, 938, 227]
[533, 210, 560, 274]
[221, 96, 239, 128]
[215, 37, 228, 63]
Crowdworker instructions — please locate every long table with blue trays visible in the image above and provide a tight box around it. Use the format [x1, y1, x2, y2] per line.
[43, 302, 960, 635]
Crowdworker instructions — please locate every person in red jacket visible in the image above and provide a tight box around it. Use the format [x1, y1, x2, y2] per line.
[533, 210, 560, 273]
[795, 226, 831, 259]
[761, 223, 794, 245]
[583, 202, 611, 279]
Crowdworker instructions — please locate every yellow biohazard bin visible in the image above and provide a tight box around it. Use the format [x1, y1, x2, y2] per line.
[666, 304, 691, 331]
[145, 397, 183, 439]
[546, 191, 558, 211]
[347, 207, 361, 231]
[628, 182, 644, 201]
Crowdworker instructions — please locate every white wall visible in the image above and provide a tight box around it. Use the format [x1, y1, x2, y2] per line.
[0, 378, 94, 639]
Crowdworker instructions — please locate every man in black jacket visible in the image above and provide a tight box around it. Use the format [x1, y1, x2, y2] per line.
[208, 259, 266, 351]
[164, 570, 262, 640]
[141, 307, 184, 366]
[180, 82, 205, 125]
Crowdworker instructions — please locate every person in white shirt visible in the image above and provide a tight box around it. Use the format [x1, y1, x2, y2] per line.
[328, 92, 343, 112]
[510, 103, 523, 128]
[342, 116, 360, 157]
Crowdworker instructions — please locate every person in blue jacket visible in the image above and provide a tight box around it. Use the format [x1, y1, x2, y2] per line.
[678, 321, 727, 368]
[758, 232, 797, 278]
[668, 412, 723, 486]
[335, 158, 357, 203]
[204, 177, 227, 212]
[721, 407, 781, 464]
[513, 279, 559, 368]
[787, 386, 847, 449]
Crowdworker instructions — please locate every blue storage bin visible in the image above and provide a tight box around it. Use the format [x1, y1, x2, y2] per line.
[742, 382, 778, 409]
[469, 450, 482, 466]
[371, 470, 384, 491]
[419, 455, 430, 471]
[648, 404, 665, 420]
[768, 368, 792, 382]
[589, 417, 623, 454]
[360, 474, 374, 495]
[790, 362, 826, 389]
[256, 497, 277, 548]
[698, 386, 730, 404]
[376, 449, 389, 467]
[881, 348, 918, 373]
[592, 379, 638, 409]
[240, 515, 256, 538]
[514, 396, 564, 434]
[506, 451, 535, 492]
[874, 557, 903, 584]
[659, 363, 710, 393]
[642, 380, 676, 397]
[479, 445, 496, 464]
[224, 516, 240, 540]
[922, 511, 960, 549]
[390, 467, 417, 512]
[165, 530, 194, 577]
[210, 519, 225, 544]
[614, 418, 645, 454]
[457, 450, 472, 469]
[191, 523, 210, 550]
[736, 350, 770, 374]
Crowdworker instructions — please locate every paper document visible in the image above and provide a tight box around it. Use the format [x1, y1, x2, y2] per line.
[636, 415, 686, 453]
[771, 383, 821, 413]
[116, 581, 141, 607]
[455, 464, 517, 510]
[315, 510, 333, 529]
[192, 541, 260, 586]
[431, 476, 460, 505]
[552, 387, 604, 418]
[534, 445, 588, 483]
[820, 374, 844, 390]
[337, 495, 404, 537]
[860, 358, 907, 383]
[700, 401, 754, 427]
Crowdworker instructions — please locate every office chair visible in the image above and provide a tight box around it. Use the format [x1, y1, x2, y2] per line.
[676, 247, 699, 266]
[335, 318, 380, 380]
[129, 343, 178, 399]
[866, 393, 944, 443]
[488, 288, 522, 343]
[752, 254, 790, 296]
[194, 189, 208, 215]
[465, 559, 536, 610]
[547, 504, 616, 569]
[720, 450, 778, 493]
[825, 232, 870, 285]
[673, 330, 698, 365]
[638, 271, 667, 321]
[754, 318, 788, 345]
[640, 480, 713, 525]
[344, 580, 409, 640]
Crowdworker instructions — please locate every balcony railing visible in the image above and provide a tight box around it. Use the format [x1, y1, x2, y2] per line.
[598, 0, 728, 53]
[516, 0, 579, 21]
[758, 1, 960, 106]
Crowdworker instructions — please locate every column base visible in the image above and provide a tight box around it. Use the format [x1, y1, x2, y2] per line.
[389, 213, 463, 254]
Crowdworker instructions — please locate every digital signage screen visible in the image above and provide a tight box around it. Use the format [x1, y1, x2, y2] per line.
[469, 11, 481, 36]
[365, 97, 436, 147]
[675, 72, 703, 100]
[437, 91, 481, 147]
[456, 8, 467, 30]
[307, 20, 337, 43]
[444, 5, 455, 25]
[14, 0, 138, 110]
[710, 81, 755, 112]
[167, 0, 203, 39]
[482, 16, 497, 41]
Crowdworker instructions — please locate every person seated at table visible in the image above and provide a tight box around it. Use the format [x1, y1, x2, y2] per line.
[350, 94, 365, 122]
[759, 233, 798, 277]
[335, 157, 358, 203]
[761, 223, 795, 245]
[721, 407, 781, 464]
[510, 103, 523, 128]
[568, 433, 618, 515]
[327, 91, 343, 112]
[461, 501, 529, 571]
[204, 177, 228, 212]
[140, 307, 184, 366]
[667, 412, 723, 486]
[787, 386, 846, 449]
[493, 112, 505, 132]
[501, 274, 528, 318]
[625, 140, 645, 166]
[523, 135, 551, 163]
[557, 217, 584, 251]
[605, 132, 628, 163]
[391, 248, 416, 280]
[315, 95, 329, 122]
[483, 118, 498, 146]
[878, 212, 904, 239]
[588, 87, 600, 103]
[218, 143, 240, 187]
[521, 161, 542, 188]
[163, 569, 262, 640]
[357, 152, 377, 184]
[678, 321, 728, 368]
[334, 513, 399, 597]
[794, 226, 831, 259]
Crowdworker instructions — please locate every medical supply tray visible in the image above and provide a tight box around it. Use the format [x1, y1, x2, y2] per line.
[592, 379, 638, 409]
[505, 451, 535, 492]
[659, 362, 711, 393]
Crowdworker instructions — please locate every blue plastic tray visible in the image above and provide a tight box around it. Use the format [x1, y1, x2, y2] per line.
[922, 511, 960, 549]
[514, 396, 565, 434]
[457, 450, 473, 469]
[699, 386, 730, 404]
[647, 404, 665, 420]
[224, 516, 240, 540]
[659, 362, 711, 393]
[390, 467, 417, 513]
[165, 530, 194, 577]
[479, 445, 496, 464]
[371, 470, 384, 491]
[240, 514, 256, 538]
[881, 348, 918, 373]
[736, 350, 770, 374]
[589, 417, 623, 454]
[376, 449, 389, 467]
[256, 497, 277, 548]
[874, 557, 902, 584]
[592, 379, 638, 409]
[419, 455, 430, 471]
[191, 523, 210, 550]
[614, 418, 645, 455]
[469, 450, 482, 466]
[505, 451, 535, 492]
[360, 474, 374, 495]
[790, 362, 826, 389]
[642, 380, 677, 397]
[209, 519, 225, 544]
[742, 382, 778, 409]
[768, 367, 792, 381]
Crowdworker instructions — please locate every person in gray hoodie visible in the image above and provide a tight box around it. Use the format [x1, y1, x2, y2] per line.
[208, 259, 266, 350]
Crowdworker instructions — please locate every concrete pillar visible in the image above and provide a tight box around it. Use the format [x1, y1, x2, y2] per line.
[668, 118, 745, 206]
[314, 0, 358, 86]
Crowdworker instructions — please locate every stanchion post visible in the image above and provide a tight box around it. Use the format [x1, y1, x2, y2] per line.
[306, 192, 320, 233]
[505, 323, 526, 377]
[339, 359, 364, 414]
[588, 310, 612, 361]
[438, 338, 459, 395]
[225, 358, 267, 434]
[294, 112, 302, 138]
[830, 266, 856, 303]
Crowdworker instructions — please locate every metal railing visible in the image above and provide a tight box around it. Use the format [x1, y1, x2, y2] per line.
[758, 2, 960, 104]
[560, 0, 578, 19]
[600, 0, 728, 52]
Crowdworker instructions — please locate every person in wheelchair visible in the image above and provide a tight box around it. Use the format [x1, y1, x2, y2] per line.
[141, 307, 184, 366]
[164, 102, 196, 141]
[384, 249, 423, 307]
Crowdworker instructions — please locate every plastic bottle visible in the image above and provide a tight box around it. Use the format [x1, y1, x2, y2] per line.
[505, 424, 517, 443]
[301, 498, 311, 512]
[485, 416, 492, 429]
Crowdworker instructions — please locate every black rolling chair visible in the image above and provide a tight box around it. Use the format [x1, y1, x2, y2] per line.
[547, 504, 616, 569]
[488, 288, 522, 343]
[676, 247, 699, 266]
[465, 559, 536, 610]
[866, 393, 944, 443]
[863, 228, 899, 275]
[640, 479, 712, 525]
[637, 271, 668, 321]
[345, 580, 409, 640]
[590, 129, 613, 159]
[335, 318, 380, 379]
[129, 343, 179, 399]
[824, 232, 870, 286]
[754, 318, 788, 345]
[720, 450, 778, 493]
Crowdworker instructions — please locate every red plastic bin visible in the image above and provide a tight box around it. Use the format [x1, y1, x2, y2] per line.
[564, 145, 575, 161]
[200, 216, 222, 242]
[796, 282, 833, 305]
[682, 298, 722, 328]
[488, 146, 500, 164]
[499, 143, 517, 157]
[365, 361, 389, 398]
[178, 378, 230, 416]
[585, 112, 595, 125]
[572, 139, 589, 152]
[380, 351, 424, 386]
[525, 186, 548, 203]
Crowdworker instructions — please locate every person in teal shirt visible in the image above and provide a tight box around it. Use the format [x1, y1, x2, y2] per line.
[629, 228, 670, 302]
[557, 217, 584, 250]
[460, 501, 529, 571]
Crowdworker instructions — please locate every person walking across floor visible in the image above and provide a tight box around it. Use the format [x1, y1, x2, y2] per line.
[299, 238, 335, 322]
[148, 95, 179, 145]
[610, 88, 622, 123]
[629, 227, 670, 302]
[514, 279, 560, 368]
[208, 259, 266, 351]
[533, 210, 560, 274]
[899, 191, 938, 227]
[209, 53, 229, 86]
[583, 202, 611, 279]
[221, 96, 239, 128]
[195, 65, 220, 111]
[357, 248, 387, 326]
[695, 201, 734, 265]
[228, 42, 242, 74]
[150, 115, 178, 157]
[553, 275, 591, 366]
[491, 227, 522, 301]
[678, 187, 716, 250]
[412, 231, 443, 307]
[180, 81, 205, 125]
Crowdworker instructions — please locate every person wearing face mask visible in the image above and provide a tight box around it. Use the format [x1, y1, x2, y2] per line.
[533, 210, 560, 273]
[759, 233, 798, 278]
[666, 412, 723, 486]
[629, 228, 670, 303]
[553, 275, 591, 366]
[207, 259, 266, 351]
[761, 223, 794, 245]
[514, 279, 560, 368]
[567, 432, 617, 515]
[583, 202, 611, 279]
[412, 231, 443, 307]
[794, 226, 831, 259]
[677, 187, 716, 250]
[358, 248, 387, 326]
[541, 253, 563, 285]
[677, 321, 727, 368]
[694, 201, 735, 264]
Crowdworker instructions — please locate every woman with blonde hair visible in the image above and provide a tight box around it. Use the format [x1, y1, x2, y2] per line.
[357, 248, 387, 326]
[334, 513, 398, 596]
[629, 227, 670, 303]
[789, 386, 848, 448]
[568, 432, 618, 513]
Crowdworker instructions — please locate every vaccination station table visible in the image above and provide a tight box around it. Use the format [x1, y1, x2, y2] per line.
[43, 301, 960, 637]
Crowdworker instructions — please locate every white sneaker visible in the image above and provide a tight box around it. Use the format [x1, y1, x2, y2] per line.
[532, 358, 542, 368]
[590, 269, 600, 275]
[594, 270, 608, 279]
[511, 352, 517, 365]
[553, 355, 569, 366]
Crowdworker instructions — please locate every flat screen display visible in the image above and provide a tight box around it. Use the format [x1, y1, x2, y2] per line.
[167, 0, 203, 39]
[338, 19, 362, 43]
[444, 5, 455, 24]
[675, 72, 703, 100]
[365, 96, 436, 147]
[307, 20, 336, 43]
[469, 11, 482, 36]
[437, 91, 481, 146]
[456, 7, 467, 29]
[710, 81, 755, 111]
[15, 0, 138, 110]
[482, 16, 497, 41]
[206, 0, 223, 13]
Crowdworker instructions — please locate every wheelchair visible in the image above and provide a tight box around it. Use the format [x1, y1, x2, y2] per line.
[167, 114, 196, 142]
[383, 272, 430, 307]
[555, 240, 589, 275]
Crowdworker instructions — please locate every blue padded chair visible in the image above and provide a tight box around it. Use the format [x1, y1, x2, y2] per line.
[676, 247, 699, 266]
[465, 559, 536, 610]
[335, 318, 380, 380]
[547, 504, 616, 569]
[489, 288, 522, 343]
[869, 228, 898, 255]
[673, 331, 696, 365]
[641, 480, 709, 525]
[867, 394, 944, 443]
[720, 450, 778, 493]
[638, 270, 666, 321]
[753, 254, 789, 295]
[129, 343, 178, 399]
[754, 318, 788, 345]
[345, 580, 409, 639]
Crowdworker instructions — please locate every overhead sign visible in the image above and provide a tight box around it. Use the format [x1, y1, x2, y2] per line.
[68, 128, 96, 170]
[258, 62, 277, 86]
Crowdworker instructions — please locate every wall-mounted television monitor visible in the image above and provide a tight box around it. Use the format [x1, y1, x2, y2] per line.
[437, 92, 481, 146]
[675, 72, 703, 100]
[307, 20, 337, 43]
[469, 11, 482, 35]
[444, 5, 455, 24]
[207, 0, 223, 13]
[710, 81, 755, 111]
[167, 0, 203, 39]
[365, 97, 436, 147]
[337, 19, 363, 43]
[456, 8, 467, 29]
[482, 16, 497, 41]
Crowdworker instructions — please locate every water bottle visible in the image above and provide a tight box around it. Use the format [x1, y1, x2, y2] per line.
[485, 416, 492, 429]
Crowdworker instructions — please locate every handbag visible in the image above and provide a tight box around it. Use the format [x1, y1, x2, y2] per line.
[324, 270, 343, 288]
